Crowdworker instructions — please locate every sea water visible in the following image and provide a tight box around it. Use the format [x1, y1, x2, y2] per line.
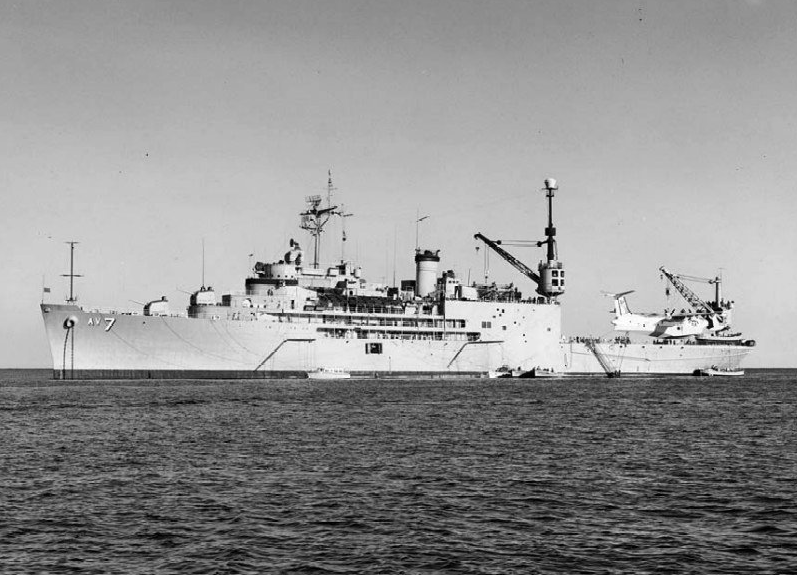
[2, 369, 795, 574]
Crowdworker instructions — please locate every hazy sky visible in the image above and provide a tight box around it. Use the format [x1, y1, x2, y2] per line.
[2, 0, 795, 367]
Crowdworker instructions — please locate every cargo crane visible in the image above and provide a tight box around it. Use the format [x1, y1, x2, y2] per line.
[473, 232, 541, 284]
[659, 267, 732, 332]
[474, 178, 565, 301]
[659, 267, 720, 314]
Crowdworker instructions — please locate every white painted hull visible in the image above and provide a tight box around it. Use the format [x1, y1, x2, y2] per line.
[560, 340, 752, 376]
[41, 301, 564, 379]
[42, 303, 752, 379]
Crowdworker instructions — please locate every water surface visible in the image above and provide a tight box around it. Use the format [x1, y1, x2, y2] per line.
[2, 369, 795, 573]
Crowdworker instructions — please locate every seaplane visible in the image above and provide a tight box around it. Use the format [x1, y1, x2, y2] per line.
[605, 266, 737, 339]
[605, 290, 730, 339]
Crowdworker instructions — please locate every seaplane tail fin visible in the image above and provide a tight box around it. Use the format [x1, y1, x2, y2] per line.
[602, 290, 635, 317]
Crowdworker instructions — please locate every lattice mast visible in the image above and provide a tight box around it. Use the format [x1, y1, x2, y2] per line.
[300, 171, 343, 268]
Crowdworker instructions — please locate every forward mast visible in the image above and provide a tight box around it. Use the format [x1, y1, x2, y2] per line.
[300, 170, 345, 268]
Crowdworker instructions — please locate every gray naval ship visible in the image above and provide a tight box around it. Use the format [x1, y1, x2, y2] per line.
[41, 177, 755, 379]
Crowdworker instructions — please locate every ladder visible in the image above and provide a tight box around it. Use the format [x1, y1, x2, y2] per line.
[584, 338, 620, 378]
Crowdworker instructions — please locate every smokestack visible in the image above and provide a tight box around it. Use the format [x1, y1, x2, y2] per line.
[414, 249, 440, 298]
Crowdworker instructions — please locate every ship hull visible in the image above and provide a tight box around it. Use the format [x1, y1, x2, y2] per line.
[560, 340, 752, 376]
[42, 304, 751, 380]
[41, 302, 563, 380]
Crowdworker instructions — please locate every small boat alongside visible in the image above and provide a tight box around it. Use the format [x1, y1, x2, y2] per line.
[526, 367, 561, 378]
[488, 366, 524, 379]
[489, 366, 561, 378]
[307, 367, 351, 380]
[694, 366, 744, 377]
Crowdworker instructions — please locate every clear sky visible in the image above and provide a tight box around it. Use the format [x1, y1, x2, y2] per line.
[2, 0, 795, 368]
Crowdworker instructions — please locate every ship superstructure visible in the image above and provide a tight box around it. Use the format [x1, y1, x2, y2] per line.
[40, 176, 754, 379]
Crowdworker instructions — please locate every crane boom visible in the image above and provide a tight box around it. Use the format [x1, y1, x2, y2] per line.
[474, 233, 541, 286]
[659, 267, 714, 313]
[673, 273, 718, 284]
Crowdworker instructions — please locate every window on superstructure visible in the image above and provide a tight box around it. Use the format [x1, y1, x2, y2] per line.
[366, 342, 383, 354]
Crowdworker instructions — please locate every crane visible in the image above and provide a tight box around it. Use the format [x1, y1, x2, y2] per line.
[659, 267, 732, 332]
[474, 233, 541, 286]
[659, 267, 721, 314]
[473, 178, 565, 301]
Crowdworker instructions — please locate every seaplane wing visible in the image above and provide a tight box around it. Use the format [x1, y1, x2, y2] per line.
[670, 311, 713, 319]
[651, 315, 710, 338]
